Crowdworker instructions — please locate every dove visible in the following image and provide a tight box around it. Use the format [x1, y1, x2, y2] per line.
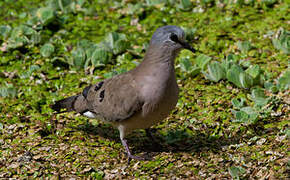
[51, 25, 195, 161]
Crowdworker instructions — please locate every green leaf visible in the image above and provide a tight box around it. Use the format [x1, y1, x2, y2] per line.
[226, 64, 244, 88]
[180, 57, 192, 72]
[145, 0, 167, 6]
[234, 111, 249, 122]
[277, 69, 290, 91]
[231, 97, 246, 109]
[250, 88, 269, 107]
[30, 31, 41, 44]
[226, 53, 239, 63]
[113, 39, 129, 55]
[189, 66, 201, 77]
[71, 47, 86, 69]
[7, 36, 29, 49]
[0, 84, 17, 98]
[237, 41, 252, 53]
[194, 54, 211, 70]
[180, 58, 201, 77]
[228, 166, 246, 179]
[0, 25, 11, 39]
[239, 72, 253, 89]
[90, 48, 112, 67]
[103, 32, 128, 55]
[36, 7, 55, 25]
[203, 61, 226, 82]
[272, 27, 289, 54]
[262, 0, 277, 6]
[183, 27, 197, 41]
[40, 43, 55, 57]
[178, 0, 193, 11]
[221, 54, 238, 72]
[264, 81, 278, 93]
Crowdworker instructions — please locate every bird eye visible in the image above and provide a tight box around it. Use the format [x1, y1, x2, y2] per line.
[169, 33, 179, 42]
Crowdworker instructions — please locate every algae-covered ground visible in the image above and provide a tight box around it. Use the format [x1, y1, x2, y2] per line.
[0, 0, 289, 179]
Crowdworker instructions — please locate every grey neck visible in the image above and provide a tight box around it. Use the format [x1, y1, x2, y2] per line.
[140, 44, 178, 67]
[132, 44, 179, 79]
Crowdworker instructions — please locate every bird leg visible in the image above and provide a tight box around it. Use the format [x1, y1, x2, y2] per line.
[121, 139, 146, 163]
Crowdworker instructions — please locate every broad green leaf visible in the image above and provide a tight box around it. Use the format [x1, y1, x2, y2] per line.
[226, 53, 239, 63]
[203, 61, 226, 82]
[277, 69, 290, 91]
[250, 88, 269, 107]
[105, 32, 123, 49]
[0, 25, 11, 39]
[36, 7, 55, 25]
[113, 39, 129, 55]
[237, 41, 252, 53]
[231, 97, 246, 109]
[40, 43, 55, 57]
[228, 166, 246, 180]
[178, 0, 193, 11]
[0, 84, 17, 98]
[180, 57, 192, 72]
[21, 25, 35, 36]
[7, 36, 29, 49]
[262, 0, 277, 6]
[234, 111, 249, 122]
[240, 60, 251, 68]
[91, 48, 112, 67]
[180, 58, 201, 77]
[71, 47, 86, 69]
[264, 81, 278, 93]
[272, 27, 289, 54]
[239, 72, 253, 89]
[145, 0, 167, 6]
[30, 31, 41, 44]
[234, 106, 259, 124]
[189, 66, 201, 77]
[183, 27, 197, 41]
[226, 64, 244, 88]
[194, 54, 211, 70]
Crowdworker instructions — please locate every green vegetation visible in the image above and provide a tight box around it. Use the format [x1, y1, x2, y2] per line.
[0, 0, 289, 178]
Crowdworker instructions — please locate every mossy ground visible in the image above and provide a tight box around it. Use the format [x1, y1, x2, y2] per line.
[0, 0, 289, 179]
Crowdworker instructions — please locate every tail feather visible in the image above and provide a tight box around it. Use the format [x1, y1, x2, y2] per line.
[51, 95, 85, 113]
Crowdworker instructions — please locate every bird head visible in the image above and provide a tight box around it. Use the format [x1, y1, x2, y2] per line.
[150, 25, 195, 53]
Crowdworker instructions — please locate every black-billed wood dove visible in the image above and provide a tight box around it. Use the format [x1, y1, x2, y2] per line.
[51, 25, 195, 161]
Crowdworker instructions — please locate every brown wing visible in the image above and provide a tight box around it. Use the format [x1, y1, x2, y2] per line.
[84, 72, 143, 122]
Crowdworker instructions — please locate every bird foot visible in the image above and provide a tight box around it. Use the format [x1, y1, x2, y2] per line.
[121, 138, 150, 163]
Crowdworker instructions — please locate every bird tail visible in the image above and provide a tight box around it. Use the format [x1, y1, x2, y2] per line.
[50, 95, 87, 114]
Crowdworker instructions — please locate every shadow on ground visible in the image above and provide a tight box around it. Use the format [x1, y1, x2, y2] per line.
[68, 117, 278, 157]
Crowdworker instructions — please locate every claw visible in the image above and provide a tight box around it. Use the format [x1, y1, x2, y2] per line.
[121, 138, 149, 163]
